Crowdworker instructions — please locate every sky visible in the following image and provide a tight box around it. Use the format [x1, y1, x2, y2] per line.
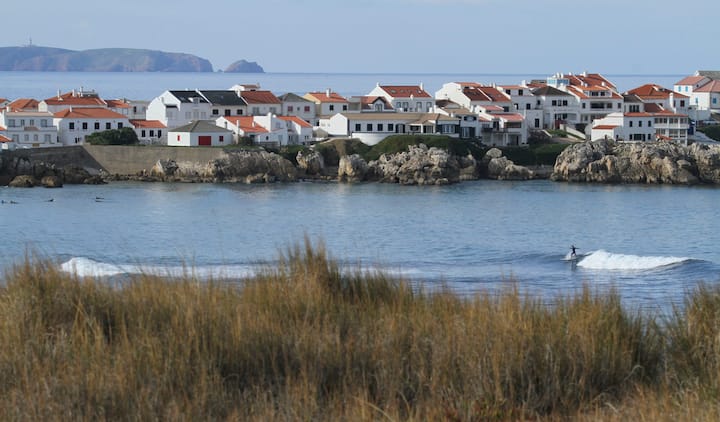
[4, 0, 719, 75]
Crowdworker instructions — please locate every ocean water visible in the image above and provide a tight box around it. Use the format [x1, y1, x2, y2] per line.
[0, 71, 687, 101]
[1, 180, 718, 312]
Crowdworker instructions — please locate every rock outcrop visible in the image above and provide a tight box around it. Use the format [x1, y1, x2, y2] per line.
[367, 144, 463, 185]
[551, 140, 720, 184]
[296, 150, 325, 176]
[338, 154, 369, 182]
[224, 59, 264, 73]
[481, 148, 535, 180]
[146, 150, 296, 184]
[1, 156, 104, 187]
[8, 175, 38, 188]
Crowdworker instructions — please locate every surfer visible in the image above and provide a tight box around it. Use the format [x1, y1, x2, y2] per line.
[570, 245, 578, 259]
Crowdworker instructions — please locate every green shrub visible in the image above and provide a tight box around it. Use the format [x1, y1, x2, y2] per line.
[699, 125, 720, 141]
[315, 138, 371, 166]
[85, 127, 139, 145]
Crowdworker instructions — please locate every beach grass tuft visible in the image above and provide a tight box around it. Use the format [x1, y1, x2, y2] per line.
[0, 240, 718, 420]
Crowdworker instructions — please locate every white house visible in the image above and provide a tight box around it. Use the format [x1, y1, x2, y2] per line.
[435, 82, 512, 114]
[217, 116, 285, 147]
[626, 84, 690, 116]
[690, 80, 720, 121]
[500, 84, 544, 132]
[348, 96, 395, 113]
[198, 90, 248, 119]
[591, 112, 656, 142]
[237, 90, 282, 116]
[278, 116, 313, 145]
[278, 93, 316, 123]
[146, 90, 212, 131]
[5, 98, 39, 112]
[53, 107, 132, 145]
[435, 101, 481, 139]
[367, 84, 434, 113]
[321, 112, 460, 146]
[130, 119, 167, 145]
[303, 90, 349, 124]
[0, 110, 58, 148]
[531, 85, 579, 129]
[39, 88, 108, 113]
[168, 120, 232, 147]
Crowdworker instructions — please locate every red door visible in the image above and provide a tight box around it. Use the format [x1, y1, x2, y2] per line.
[198, 136, 211, 146]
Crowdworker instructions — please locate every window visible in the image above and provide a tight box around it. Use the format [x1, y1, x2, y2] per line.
[94, 122, 100, 130]
[639, 121, 643, 127]
[69, 122, 75, 130]
[219, 135, 224, 143]
[534, 118, 540, 128]
[237, 109, 243, 115]
[304, 106, 310, 112]
[158, 130, 162, 137]
[526, 104, 531, 110]
[33, 134, 38, 142]
[24, 134, 29, 141]
[518, 89, 524, 96]
[177, 135, 181, 141]
[388, 123, 394, 131]
[629, 121, 633, 127]
[551, 100, 557, 106]
[106, 122, 111, 130]
[680, 100, 685, 107]
[269, 107, 277, 114]
[212, 109, 219, 115]
[377, 123, 384, 131]
[366, 123, 372, 131]
[252, 107, 260, 114]
[149, 130, 155, 137]
[562, 100, 568, 106]
[224, 109, 231, 116]
[355, 123, 361, 131]
[29, 119, 34, 126]
[82, 122, 88, 130]
[329, 105, 335, 112]
[288, 106, 294, 112]
[342, 105, 347, 111]
[648, 120, 652, 127]
[8, 119, 15, 127]
[141, 130, 146, 137]
[582, 103, 586, 109]
[11, 135, 18, 142]
[416, 102, 422, 111]
[118, 122, 123, 129]
[20, 119, 25, 126]
[44, 134, 51, 143]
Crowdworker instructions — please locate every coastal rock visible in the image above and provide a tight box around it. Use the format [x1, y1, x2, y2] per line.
[160, 150, 297, 183]
[41, 175, 63, 188]
[483, 150, 534, 180]
[551, 140, 711, 184]
[367, 144, 465, 185]
[150, 159, 179, 178]
[9, 175, 38, 188]
[338, 154, 369, 182]
[62, 165, 93, 184]
[296, 150, 325, 176]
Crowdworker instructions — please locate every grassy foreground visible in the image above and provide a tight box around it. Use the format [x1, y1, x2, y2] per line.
[1, 242, 719, 420]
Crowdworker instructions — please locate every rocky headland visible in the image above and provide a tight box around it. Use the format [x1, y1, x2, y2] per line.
[552, 139, 720, 184]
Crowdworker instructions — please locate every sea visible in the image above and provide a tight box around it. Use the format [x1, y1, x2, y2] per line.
[1, 71, 716, 313]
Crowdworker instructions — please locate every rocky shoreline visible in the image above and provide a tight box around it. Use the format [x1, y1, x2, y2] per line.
[3, 140, 720, 188]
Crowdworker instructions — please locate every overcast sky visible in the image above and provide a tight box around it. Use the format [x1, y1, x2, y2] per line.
[6, 0, 718, 74]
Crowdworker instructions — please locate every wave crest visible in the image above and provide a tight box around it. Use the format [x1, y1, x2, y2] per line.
[577, 250, 690, 271]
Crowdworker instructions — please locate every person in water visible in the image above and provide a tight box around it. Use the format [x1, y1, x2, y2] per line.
[570, 245, 578, 258]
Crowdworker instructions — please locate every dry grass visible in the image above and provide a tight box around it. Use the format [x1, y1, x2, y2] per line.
[0, 240, 718, 420]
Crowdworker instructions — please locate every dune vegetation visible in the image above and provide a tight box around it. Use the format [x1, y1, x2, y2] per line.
[0, 240, 719, 420]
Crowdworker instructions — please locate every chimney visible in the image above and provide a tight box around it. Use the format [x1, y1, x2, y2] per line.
[420, 82, 424, 91]
[325, 88, 331, 97]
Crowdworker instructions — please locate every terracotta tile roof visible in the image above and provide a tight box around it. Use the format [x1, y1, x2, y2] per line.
[129, 119, 166, 129]
[278, 116, 312, 128]
[221, 116, 269, 133]
[44, 91, 107, 107]
[238, 90, 281, 105]
[593, 125, 619, 130]
[0, 125, 6, 131]
[480, 105, 505, 111]
[627, 84, 688, 100]
[463, 86, 511, 103]
[356, 96, 394, 110]
[694, 80, 720, 93]
[625, 112, 654, 117]
[105, 99, 131, 108]
[7, 98, 39, 111]
[379, 85, 431, 98]
[53, 107, 128, 119]
[496, 113, 524, 122]
[560, 73, 617, 90]
[675, 75, 708, 85]
[0, 134, 11, 142]
[643, 103, 665, 113]
[305, 91, 348, 103]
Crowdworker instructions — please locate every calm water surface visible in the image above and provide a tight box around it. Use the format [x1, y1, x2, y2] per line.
[1, 180, 718, 312]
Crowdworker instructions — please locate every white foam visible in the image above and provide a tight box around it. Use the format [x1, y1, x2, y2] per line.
[577, 250, 690, 271]
[60, 257, 256, 280]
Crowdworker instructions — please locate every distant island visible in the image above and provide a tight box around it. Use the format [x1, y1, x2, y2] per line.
[224, 59, 264, 73]
[0, 45, 264, 73]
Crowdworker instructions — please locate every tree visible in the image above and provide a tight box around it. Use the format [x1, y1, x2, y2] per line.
[86, 127, 139, 145]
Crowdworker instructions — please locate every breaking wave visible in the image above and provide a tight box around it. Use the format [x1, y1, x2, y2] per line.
[60, 257, 256, 279]
[577, 250, 692, 271]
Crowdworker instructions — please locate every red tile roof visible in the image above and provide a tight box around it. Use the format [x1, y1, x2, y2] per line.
[625, 112, 654, 117]
[379, 85, 431, 98]
[221, 116, 269, 133]
[306, 91, 348, 103]
[0, 134, 11, 142]
[694, 80, 720, 93]
[129, 119, 166, 129]
[675, 75, 708, 86]
[593, 125, 619, 130]
[643, 103, 665, 113]
[278, 116, 312, 128]
[44, 91, 107, 107]
[53, 107, 128, 119]
[462, 86, 511, 103]
[7, 98, 39, 111]
[496, 113, 524, 122]
[239, 90, 281, 104]
[627, 84, 688, 100]
[105, 99, 131, 109]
